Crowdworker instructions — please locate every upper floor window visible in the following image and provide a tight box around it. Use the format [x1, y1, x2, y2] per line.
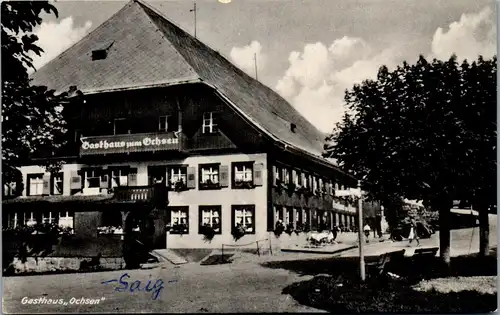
[233, 162, 253, 189]
[84, 169, 101, 188]
[27, 174, 44, 196]
[114, 118, 129, 135]
[158, 116, 177, 132]
[169, 166, 187, 187]
[149, 165, 167, 185]
[111, 168, 128, 188]
[199, 164, 220, 189]
[52, 173, 63, 195]
[202, 112, 217, 134]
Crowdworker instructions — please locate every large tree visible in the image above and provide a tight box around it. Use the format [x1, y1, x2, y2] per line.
[2, 1, 78, 187]
[325, 55, 496, 267]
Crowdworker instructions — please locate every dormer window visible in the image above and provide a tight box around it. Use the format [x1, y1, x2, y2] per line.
[290, 123, 297, 133]
[91, 49, 107, 61]
[202, 112, 217, 134]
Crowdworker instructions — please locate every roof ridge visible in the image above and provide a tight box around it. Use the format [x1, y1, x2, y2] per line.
[134, 0, 200, 78]
[32, 0, 136, 76]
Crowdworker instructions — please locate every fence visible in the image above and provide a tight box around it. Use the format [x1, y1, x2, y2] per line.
[221, 238, 272, 260]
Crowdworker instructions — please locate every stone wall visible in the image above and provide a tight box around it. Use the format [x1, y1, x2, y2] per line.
[9, 257, 125, 275]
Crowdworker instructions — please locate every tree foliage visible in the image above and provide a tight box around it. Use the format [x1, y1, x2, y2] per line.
[1, 1, 79, 185]
[325, 54, 496, 263]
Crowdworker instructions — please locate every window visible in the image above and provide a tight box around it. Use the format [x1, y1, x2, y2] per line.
[99, 211, 123, 234]
[232, 205, 255, 233]
[24, 212, 37, 226]
[199, 206, 221, 234]
[282, 168, 290, 184]
[274, 166, 281, 183]
[169, 166, 187, 186]
[202, 112, 217, 134]
[113, 118, 129, 135]
[84, 169, 100, 188]
[111, 168, 128, 188]
[285, 207, 294, 227]
[233, 162, 253, 188]
[169, 207, 189, 234]
[42, 211, 58, 224]
[275, 206, 284, 223]
[199, 164, 220, 189]
[313, 176, 318, 194]
[296, 170, 302, 187]
[3, 182, 17, 197]
[59, 211, 74, 230]
[52, 173, 63, 195]
[158, 116, 171, 132]
[303, 173, 309, 188]
[28, 174, 44, 196]
[148, 165, 167, 185]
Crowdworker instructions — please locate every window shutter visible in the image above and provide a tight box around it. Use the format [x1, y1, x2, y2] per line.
[70, 171, 82, 189]
[303, 173, 307, 188]
[100, 175, 109, 189]
[272, 166, 277, 186]
[253, 163, 264, 186]
[186, 167, 196, 189]
[42, 175, 50, 195]
[329, 182, 333, 195]
[219, 165, 229, 187]
[318, 178, 323, 192]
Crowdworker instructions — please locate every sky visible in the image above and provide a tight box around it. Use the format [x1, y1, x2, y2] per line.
[31, 0, 497, 133]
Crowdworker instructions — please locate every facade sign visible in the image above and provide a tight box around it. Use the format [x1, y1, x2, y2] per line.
[80, 132, 180, 155]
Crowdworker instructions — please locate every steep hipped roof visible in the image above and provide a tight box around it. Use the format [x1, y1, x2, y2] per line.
[30, 0, 330, 161]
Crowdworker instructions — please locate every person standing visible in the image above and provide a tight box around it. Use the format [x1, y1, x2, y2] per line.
[408, 217, 420, 246]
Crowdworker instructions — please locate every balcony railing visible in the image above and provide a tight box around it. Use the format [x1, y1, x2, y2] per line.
[113, 184, 168, 206]
[80, 132, 182, 156]
[114, 186, 153, 201]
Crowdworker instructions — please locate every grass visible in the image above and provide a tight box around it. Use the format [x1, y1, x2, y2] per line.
[268, 252, 497, 313]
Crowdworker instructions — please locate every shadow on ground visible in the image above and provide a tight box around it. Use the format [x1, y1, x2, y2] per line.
[262, 251, 497, 313]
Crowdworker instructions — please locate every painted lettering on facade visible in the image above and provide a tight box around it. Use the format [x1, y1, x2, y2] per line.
[80, 134, 180, 155]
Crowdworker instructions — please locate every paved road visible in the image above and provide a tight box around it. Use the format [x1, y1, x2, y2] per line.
[3, 261, 325, 314]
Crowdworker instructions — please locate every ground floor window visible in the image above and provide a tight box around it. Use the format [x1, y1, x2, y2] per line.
[42, 211, 58, 224]
[232, 205, 255, 233]
[59, 211, 74, 231]
[24, 212, 37, 226]
[274, 206, 284, 224]
[99, 211, 123, 234]
[285, 207, 294, 228]
[169, 207, 189, 234]
[199, 206, 221, 234]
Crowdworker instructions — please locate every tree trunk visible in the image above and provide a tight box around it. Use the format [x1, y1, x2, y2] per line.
[438, 206, 451, 268]
[478, 204, 490, 257]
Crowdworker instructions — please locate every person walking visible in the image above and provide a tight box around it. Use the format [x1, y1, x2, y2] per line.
[408, 217, 420, 246]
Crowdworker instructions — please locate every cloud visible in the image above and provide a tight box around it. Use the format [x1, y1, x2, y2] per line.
[274, 7, 496, 134]
[431, 7, 496, 61]
[275, 37, 399, 133]
[30, 17, 92, 70]
[230, 40, 267, 77]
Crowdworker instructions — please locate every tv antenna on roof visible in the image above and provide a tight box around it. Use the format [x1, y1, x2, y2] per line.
[189, 0, 197, 39]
